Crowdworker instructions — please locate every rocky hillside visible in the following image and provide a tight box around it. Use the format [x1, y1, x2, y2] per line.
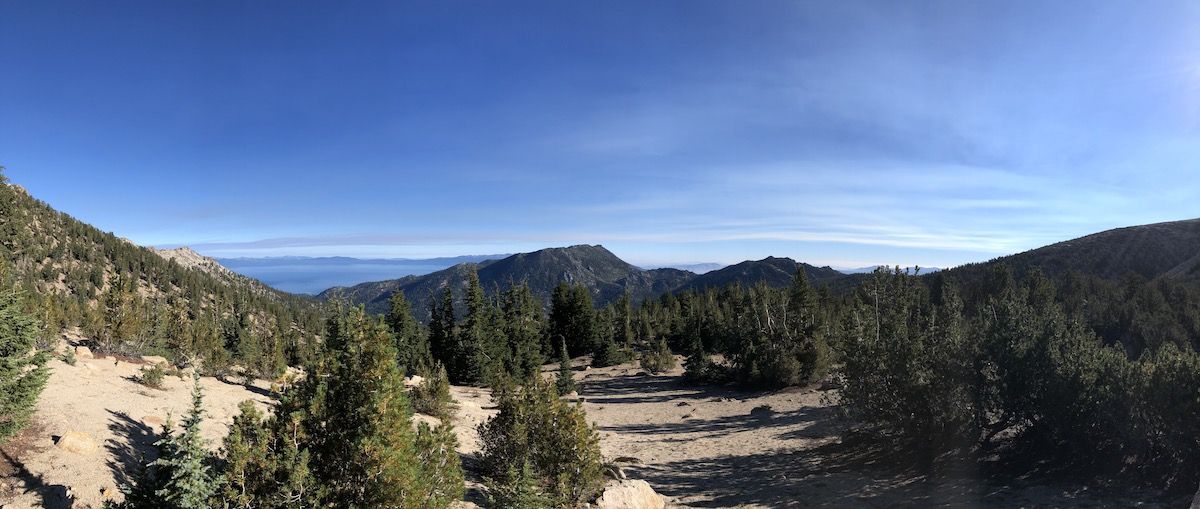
[0, 171, 322, 359]
[150, 246, 242, 282]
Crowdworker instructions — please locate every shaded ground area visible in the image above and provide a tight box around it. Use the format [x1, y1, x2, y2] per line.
[0, 424, 72, 509]
[572, 360, 1187, 508]
[0, 353, 275, 509]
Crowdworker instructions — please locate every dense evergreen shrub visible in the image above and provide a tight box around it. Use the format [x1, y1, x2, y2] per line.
[0, 279, 49, 443]
[479, 376, 605, 506]
[411, 362, 455, 419]
[837, 267, 1200, 485]
[137, 364, 166, 389]
[554, 340, 577, 396]
[486, 460, 553, 509]
[639, 338, 675, 374]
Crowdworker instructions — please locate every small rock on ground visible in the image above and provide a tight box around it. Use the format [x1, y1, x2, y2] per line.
[55, 431, 98, 455]
[593, 480, 666, 509]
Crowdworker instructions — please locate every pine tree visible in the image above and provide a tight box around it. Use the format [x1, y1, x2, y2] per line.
[501, 283, 545, 379]
[614, 292, 633, 349]
[216, 401, 273, 508]
[386, 290, 432, 375]
[110, 426, 169, 509]
[591, 307, 631, 368]
[410, 362, 455, 419]
[479, 375, 604, 505]
[0, 278, 50, 443]
[454, 269, 491, 384]
[290, 306, 464, 507]
[486, 460, 551, 509]
[786, 269, 829, 383]
[153, 373, 218, 509]
[555, 340, 576, 396]
[413, 421, 465, 507]
[549, 283, 598, 357]
[640, 337, 675, 374]
[100, 273, 138, 353]
[683, 337, 719, 383]
[255, 399, 318, 508]
[428, 287, 456, 374]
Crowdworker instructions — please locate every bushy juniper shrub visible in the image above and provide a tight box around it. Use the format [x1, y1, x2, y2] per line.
[479, 376, 605, 506]
[639, 338, 675, 374]
[411, 362, 455, 419]
[137, 364, 166, 389]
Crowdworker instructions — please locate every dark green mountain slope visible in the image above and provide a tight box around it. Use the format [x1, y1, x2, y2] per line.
[945, 218, 1200, 282]
[318, 245, 692, 317]
[318, 248, 852, 317]
[674, 256, 844, 293]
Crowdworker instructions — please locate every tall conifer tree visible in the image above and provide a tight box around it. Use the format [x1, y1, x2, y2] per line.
[0, 269, 49, 443]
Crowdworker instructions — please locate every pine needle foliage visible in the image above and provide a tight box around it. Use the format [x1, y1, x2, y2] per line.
[279, 305, 464, 508]
[410, 362, 455, 419]
[479, 376, 604, 506]
[554, 340, 576, 396]
[0, 277, 49, 443]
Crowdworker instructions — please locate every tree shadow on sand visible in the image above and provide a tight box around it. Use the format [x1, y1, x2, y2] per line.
[105, 410, 161, 491]
[0, 449, 74, 509]
[600, 405, 841, 441]
[580, 374, 764, 405]
[627, 433, 1187, 508]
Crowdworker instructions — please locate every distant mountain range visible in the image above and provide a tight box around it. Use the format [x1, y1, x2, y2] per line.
[215, 255, 732, 295]
[841, 265, 941, 274]
[311, 218, 1200, 318]
[642, 262, 725, 274]
[315, 245, 846, 317]
[215, 255, 508, 294]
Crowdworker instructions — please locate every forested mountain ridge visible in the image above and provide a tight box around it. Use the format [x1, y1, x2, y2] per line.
[316, 246, 845, 317]
[0, 172, 323, 374]
[945, 218, 1200, 282]
[317, 245, 698, 317]
[930, 218, 1200, 357]
[674, 256, 844, 292]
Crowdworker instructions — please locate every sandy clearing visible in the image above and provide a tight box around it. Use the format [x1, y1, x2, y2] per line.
[0, 355, 274, 509]
[2, 353, 1189, 508]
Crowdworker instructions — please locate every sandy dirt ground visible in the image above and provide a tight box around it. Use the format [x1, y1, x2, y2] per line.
[1, 353, 1189, 508]
[0, 352, 275, 509]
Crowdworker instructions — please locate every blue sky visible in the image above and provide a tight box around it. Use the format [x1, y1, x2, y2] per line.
[2, 1, 1199, 269]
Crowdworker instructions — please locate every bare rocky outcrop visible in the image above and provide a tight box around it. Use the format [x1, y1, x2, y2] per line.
[150, 246, 237, 279]
[141, 355, 169, 366]
[593, 480, 666, 509]
[55, 431, 98, 455]
[74, 346, 93, 359]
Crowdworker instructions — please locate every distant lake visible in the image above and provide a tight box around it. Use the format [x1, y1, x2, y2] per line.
[217, 256, 503, 295]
